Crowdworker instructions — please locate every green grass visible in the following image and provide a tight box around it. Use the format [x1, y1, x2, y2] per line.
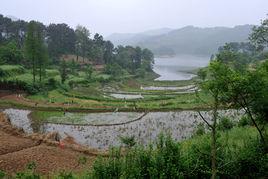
[30, 110, 87, 124]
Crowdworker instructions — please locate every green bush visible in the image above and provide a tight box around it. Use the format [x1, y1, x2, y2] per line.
[47, 77, 58, 89]
[218, 117, 235, 131]
[0, 65, 25, 78]
[0, 171, 5, 179]
[91, 128, 268, 178]
[238, 116, 253, 127]
[57, 170, 75, 179]
[193, 123, 206, 136]
[120, 135, 136, 148]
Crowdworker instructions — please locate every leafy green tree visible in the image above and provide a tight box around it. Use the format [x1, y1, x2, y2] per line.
[60, 60, 67, 84]
[133, 46, 142, 70]
[36, 25, 48, 83]
[104, 63, 123, 77]
[250, 16, 268, 50]
[47, 23, 76, 60]
[25, 21, 37, 83]
[86, 64, 93, 80]
[223, 63, 268, 146]
[103, 41, 114, 64]
[25, 21, 48, 84]
[75, 25, 90, 62]
[0, 41, 23, 64]
[141, 48, 154, 71]
[197, 60, 232, 179]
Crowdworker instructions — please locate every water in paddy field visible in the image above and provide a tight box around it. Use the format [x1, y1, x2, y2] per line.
[3, 108, 245, 149]
[153, 55, 210, 81]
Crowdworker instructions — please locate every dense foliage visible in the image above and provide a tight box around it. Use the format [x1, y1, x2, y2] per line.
[0, 14, 154, 93]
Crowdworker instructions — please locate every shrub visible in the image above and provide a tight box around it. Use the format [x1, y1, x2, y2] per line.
[193, 123, 206, 136]
[0, 171, 5, 179]
[120, 135, 136, 148]
[93, 148, 122, 178]
[136, 67, 146, 78]
[104, 63, 123, 77]
[238, 116, 253, 127]
[58, 170, 75, 179]
[218, 117, 234, 131]
[47, 77, 57, 90]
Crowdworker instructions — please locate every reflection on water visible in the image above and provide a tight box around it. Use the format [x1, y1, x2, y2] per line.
[153, 55, 210, 81]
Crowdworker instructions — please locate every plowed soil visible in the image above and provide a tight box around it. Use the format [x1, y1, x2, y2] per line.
[0, 112, 97, 175]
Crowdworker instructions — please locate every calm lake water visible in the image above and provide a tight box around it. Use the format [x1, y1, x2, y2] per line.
[153, 55, 210, 81]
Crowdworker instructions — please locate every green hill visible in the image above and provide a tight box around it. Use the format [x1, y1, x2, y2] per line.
[107, 25, 254, 56]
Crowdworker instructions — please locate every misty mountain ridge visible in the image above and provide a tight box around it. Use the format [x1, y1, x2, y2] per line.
[106, 25, 254, 56]
[106, 28, 173, 46]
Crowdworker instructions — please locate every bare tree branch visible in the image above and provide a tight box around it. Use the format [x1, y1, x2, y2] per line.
[198, 111, 213, 129]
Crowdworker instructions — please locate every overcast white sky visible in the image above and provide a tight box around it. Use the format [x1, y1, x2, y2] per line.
[1, 0, 267, 36]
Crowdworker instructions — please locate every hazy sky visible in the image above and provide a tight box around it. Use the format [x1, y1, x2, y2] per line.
[1, 0, 267, 36]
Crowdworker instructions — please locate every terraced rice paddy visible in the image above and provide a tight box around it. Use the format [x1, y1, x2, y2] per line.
[3, 108, 245, 149]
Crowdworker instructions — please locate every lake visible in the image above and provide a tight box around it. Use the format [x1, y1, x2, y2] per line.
[153, 55, 210, 81]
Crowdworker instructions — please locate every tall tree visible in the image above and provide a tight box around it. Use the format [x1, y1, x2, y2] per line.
[141, 48, 154, 71]
[133, 47, 142, 69]
[25, 21, 48, 84]
[75, 25, 90, 62]
[47, 23, 76, 60]
[36, 25, 48, 83]
[197, 60, 229, 179]
[250, 16, 268, 50]
[60, 60, 67, 84]
[25, 21, 37, 83]
[0, 41, 23, 64]
[103, 41, 114, 64]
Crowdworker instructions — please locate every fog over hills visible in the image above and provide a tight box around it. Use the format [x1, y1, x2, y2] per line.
[106, 28, 173, 47]
[106, 25, 254, 56]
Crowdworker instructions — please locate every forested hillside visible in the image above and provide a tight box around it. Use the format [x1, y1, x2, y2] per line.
[0, 14, 154, 93]
[107, 25, 253, 56]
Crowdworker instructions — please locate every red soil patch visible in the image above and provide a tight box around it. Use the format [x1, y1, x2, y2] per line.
[0, 131, 39, 155]
[0, 144, 95, 175]
[0, 112, 100, 175]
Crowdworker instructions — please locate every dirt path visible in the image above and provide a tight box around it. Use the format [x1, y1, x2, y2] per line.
[0, 112, 99, 175]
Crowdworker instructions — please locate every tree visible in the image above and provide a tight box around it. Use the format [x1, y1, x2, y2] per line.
[75, 25, 90, 62]
[197, 60, 229, 179]
[91, 33, 105, 64]
[250, 16, 268, 50]
[86, 64, 93, 80]
[47, 23, 76, 60]
[25, 21, 37, 84]
[60, 60, 67, 84]
[104, 63, 123, 77]
[0, 41, 23, 64]
[141, 48, 154, 71]
[133, 47, 142, 70]
[216, 43, 254, 70]
[25, 21, 48, 84]
[36, 25, 48, 83]
[221, 64, 268, 148]
[103, 41, 114, 64]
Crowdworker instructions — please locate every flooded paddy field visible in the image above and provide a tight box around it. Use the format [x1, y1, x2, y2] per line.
[3, 108, 245, 149]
